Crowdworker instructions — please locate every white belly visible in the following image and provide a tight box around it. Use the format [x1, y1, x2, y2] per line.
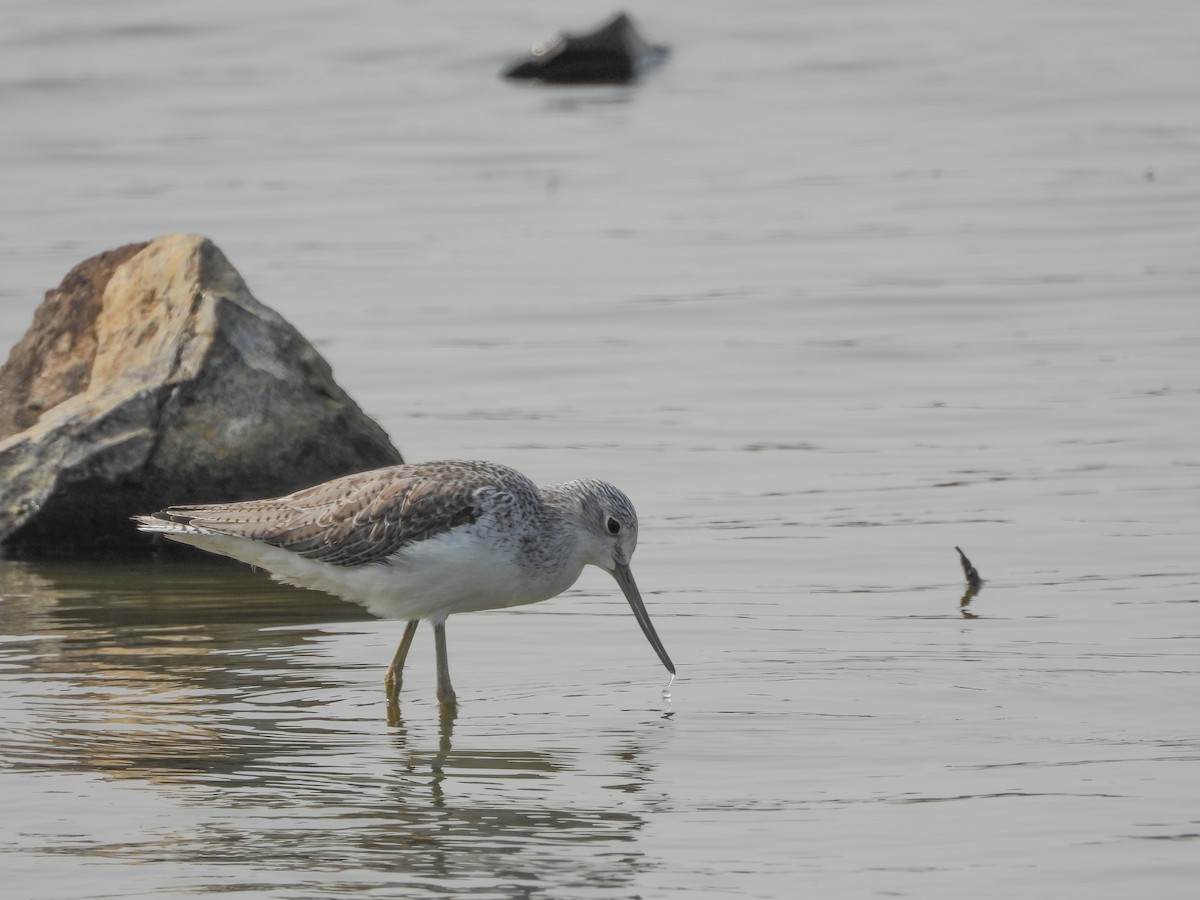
[166, 526, 585, 623]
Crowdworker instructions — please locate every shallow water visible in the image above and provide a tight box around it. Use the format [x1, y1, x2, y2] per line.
[3, 0, 1200, 897]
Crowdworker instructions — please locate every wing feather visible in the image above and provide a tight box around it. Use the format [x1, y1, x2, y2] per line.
[136, 461, 534, 567]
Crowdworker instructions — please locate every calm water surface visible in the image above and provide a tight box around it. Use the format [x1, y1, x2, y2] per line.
[2, 0, 1199, 897]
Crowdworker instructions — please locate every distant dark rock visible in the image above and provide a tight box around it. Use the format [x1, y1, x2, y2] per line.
[503, 12, 668, 85]
[0, 234, 403, 556]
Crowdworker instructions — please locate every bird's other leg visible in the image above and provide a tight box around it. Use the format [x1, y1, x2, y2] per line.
[385, 619, 420, 704]
[432, 617, 457, 708]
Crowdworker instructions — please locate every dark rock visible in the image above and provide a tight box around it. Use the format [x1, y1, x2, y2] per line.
[0, 234, 403, 556]
[503, 12, 668, 85]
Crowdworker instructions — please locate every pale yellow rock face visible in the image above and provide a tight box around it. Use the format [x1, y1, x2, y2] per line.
[92, 235, 211, 386]
[0, 234, 403, 555]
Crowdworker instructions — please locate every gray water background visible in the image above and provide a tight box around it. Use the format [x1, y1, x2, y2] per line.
[2, 0, 1199, 897]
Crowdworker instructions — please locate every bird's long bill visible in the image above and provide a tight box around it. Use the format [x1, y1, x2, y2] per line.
[612, 561, 675, 675]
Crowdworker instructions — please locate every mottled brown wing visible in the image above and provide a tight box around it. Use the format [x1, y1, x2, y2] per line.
[154, 464, 489, 567]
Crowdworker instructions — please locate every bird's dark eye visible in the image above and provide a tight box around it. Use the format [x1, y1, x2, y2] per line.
[606, 517, 621, 535]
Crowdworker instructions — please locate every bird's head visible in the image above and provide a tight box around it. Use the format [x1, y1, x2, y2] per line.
[565, 479, 672, 675]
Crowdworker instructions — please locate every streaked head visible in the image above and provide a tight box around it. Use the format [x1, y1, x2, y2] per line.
[565, 480, 673, 675]
[571, 479, 639, 570]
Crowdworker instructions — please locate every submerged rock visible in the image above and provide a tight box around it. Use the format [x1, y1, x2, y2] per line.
[503, 12, 668, 85]
[0, 234, 403, 556]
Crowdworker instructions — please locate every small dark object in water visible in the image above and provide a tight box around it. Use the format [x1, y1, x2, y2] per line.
[955, 546, 984, 588]
[956, 546, 983, 616]
[503, 12, 669, 85]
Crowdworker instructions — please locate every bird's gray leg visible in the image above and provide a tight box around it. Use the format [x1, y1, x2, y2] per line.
[433, 618, 457, 707]
[385, 619, 420, 703]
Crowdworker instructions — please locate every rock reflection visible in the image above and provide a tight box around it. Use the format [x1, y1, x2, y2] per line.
[0, 558, 663, 895]
[0, 557, 373, 779]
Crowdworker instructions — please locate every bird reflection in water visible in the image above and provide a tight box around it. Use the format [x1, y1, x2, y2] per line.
[387, 698, 458, 809]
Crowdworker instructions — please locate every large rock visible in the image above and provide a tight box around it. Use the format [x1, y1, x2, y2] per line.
[0, 234, 403, 555]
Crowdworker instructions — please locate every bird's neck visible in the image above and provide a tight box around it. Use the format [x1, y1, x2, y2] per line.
[529, 484, 591, 575]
